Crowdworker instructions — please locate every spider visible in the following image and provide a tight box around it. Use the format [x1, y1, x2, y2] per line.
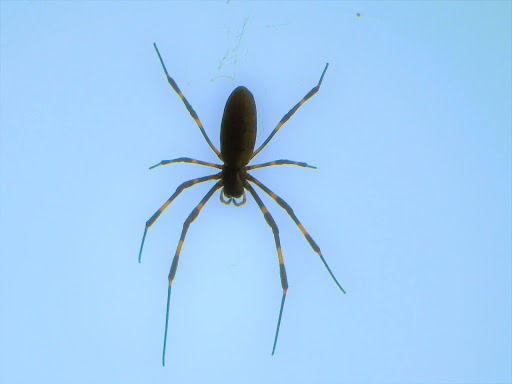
[140, 44, 346, 366]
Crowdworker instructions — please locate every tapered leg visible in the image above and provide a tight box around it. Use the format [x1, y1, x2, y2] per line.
[154, 43, 222, 160]
[138, 173, 221, 263]
[244, 182, 288, 355]
[162, 180, 223, 366]
[247, 160, 316, 171]
[247, 174, 345, 294]
[150, 157, 222, 170]
[251, 63, 329, 160]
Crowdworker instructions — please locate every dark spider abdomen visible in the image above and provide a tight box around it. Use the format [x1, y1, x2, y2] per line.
[220, 86, 257, 168]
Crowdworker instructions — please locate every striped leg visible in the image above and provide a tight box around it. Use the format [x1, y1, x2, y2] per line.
[247, 160, 316, 171]
[162, 180, 223, 366]
[150, 157, 222, 170]
[251, 63, 329, 160]
[138, 173, 221, 263]
[247, 174, 345, 294]
[154, 43, 222, 160]
[244, 181, 288, 355]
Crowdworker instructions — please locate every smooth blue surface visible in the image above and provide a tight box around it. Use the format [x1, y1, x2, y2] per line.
[1, 2, 510, 383]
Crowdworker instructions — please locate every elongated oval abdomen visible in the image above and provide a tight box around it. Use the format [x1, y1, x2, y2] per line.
[220, 86, 257, 168]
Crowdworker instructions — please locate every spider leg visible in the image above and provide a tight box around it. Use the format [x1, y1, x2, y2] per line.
[251, 63, 329, 160]
[247, 160, 316, 171]
[162, 179, 223, 366]
[244, 181, 288, 355]
[138, 173, 221, 263]
[153, 43, 222, 161]
[247, 174, 346, 294]
[150, 157, 222, 170]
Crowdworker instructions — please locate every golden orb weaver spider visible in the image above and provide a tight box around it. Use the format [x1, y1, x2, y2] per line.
[139, 43, 346, 366]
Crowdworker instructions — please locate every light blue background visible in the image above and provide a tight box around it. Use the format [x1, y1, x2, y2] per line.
[1, 2, 510, 383]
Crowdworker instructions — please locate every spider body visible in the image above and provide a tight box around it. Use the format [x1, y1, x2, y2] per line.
[141, 44, 346, 366]
[220, 86, 256, 198]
